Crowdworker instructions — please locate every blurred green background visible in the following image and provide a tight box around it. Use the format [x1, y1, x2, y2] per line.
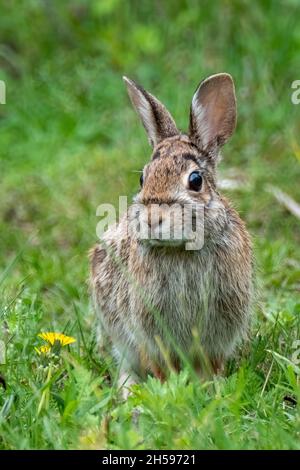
[0, 0, 300, 450]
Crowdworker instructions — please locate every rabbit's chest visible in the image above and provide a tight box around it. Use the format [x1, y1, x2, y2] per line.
[130, 251, 214, 344]
[156, 263, 210, 314]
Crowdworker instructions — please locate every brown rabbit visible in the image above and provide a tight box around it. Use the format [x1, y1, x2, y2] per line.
[90, 73, 253, 397]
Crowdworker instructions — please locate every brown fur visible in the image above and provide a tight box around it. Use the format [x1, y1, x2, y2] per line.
[89, 74, 254, 396]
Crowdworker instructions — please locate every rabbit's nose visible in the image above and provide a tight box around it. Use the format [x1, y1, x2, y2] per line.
[147, 214, 163, 229]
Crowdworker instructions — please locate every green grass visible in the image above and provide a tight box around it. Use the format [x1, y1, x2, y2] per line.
[0, 0, 300, 449]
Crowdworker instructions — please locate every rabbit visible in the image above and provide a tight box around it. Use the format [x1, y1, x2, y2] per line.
[90, 73, 254, 397]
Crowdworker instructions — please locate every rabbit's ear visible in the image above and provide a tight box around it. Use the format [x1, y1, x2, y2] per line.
[189, 73, 236, 152]
[123, 76, 179, 147]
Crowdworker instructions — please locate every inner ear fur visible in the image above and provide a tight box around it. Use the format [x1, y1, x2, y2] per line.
[189, 73, 236, 152]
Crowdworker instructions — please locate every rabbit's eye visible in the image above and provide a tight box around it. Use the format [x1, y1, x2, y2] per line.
[188, 171, 203, 191]
[140, 173, 144, 187]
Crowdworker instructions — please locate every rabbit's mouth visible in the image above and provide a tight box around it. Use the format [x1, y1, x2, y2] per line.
[146, 238, 185, 248]
[128, 202, 204, 250]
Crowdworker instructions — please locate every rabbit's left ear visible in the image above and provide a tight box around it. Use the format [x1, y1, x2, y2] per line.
[189, 73, 236, 151]
[123, 76, 179, 147]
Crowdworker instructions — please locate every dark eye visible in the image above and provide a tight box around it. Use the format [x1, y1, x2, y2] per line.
[140, 173, 144, 187]
[188, 171, 203, 191]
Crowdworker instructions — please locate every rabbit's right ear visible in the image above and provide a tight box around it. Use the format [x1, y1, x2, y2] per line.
[123, 76, 179, 148]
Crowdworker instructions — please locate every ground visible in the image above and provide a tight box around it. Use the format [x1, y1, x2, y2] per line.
[0, 1, 300, 449]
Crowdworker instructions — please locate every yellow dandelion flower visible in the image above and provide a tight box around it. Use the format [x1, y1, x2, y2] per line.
[38, 332, 76, 347]
[34, 345, 51, 355]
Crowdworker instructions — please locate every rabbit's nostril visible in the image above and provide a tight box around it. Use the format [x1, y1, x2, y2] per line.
[146, 209, 164, 230]
[148, 217, 163, 229]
